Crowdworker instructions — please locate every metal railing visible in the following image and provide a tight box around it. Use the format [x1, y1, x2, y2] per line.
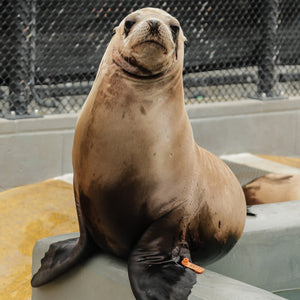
[0, 0, 299, 118]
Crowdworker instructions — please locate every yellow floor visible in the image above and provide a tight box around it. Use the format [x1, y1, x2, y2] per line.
[0, 180, 77, 300]
[0, 155, 299, 300]
[256, 155, 300, 169]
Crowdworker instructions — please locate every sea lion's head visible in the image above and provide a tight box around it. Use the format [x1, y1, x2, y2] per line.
[110, 8, 187, 78]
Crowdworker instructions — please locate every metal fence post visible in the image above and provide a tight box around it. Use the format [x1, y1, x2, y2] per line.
[28, 0, 42, 108]
[257, 0, 279, 99]
[6, 0, 32, 115]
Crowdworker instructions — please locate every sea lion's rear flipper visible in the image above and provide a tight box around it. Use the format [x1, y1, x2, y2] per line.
[31, 190, 97, 287]
[128, 215, 197, 300]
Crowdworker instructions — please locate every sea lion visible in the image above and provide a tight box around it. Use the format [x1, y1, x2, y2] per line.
[31, 7, 246, 299]
[243, 174, 300, 205]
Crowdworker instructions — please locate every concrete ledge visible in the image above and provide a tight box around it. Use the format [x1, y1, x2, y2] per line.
[0, 113, 77, 134]
[221, 153, 300, 175]
[186, 98, 300, 119]
[32, 200, 300, 299]
[208, 200, 300, 292]
[32, 233, 284, 300]
[1, 98, 300, 190]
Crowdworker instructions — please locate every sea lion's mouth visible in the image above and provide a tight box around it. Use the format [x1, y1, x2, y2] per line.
[133, 40, 168, 53]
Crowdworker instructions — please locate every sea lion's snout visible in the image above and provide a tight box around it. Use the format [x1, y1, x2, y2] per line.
[148, 19, 159, 31]
[127, 17, 171, 55]
[147, 19, 162, 37]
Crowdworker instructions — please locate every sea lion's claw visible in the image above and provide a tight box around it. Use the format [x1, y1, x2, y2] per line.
[128, 218, 196, 300]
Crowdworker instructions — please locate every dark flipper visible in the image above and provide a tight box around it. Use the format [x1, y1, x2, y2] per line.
[128, 214, 196, 300]
[31, 236, 92, 287]
[31, 186, 97, 287]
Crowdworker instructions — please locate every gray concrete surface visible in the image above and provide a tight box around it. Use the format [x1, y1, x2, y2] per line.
[208, 200, 300, 292]
[220, 153, 300, 175]
[32, 233, 284, 300]
[1, 98, 300, 191]
[32, 200, 300, 299]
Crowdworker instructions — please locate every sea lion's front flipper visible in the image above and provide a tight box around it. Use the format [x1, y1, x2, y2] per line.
[31, 189, 97, 287]
[128, 214, 196, 300]
[31, 236, 88, 287]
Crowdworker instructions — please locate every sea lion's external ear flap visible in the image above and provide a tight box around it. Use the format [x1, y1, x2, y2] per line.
[112, 27, 118, 36]
[184, 36, 189, 48]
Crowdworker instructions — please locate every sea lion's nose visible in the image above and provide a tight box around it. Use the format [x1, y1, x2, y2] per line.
[148, 20, 160, 31]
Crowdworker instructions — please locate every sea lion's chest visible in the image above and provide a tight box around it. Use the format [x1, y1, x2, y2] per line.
[74, 80, 188, 186]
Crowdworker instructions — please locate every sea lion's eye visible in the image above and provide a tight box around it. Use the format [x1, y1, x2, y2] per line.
[124, 20, 136, 36]
[170, 25, 179, 41]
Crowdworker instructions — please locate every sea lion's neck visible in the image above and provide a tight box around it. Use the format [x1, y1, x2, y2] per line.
[94, 59, 184, 107]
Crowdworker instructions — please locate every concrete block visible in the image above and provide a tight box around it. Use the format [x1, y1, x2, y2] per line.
[32, 199, 300, 299]
[32, 233, 283, 300]
[221, 153, 300, 175]
[208, 200, 300, 292]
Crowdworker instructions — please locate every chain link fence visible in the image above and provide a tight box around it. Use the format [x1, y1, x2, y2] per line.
[0, 0, 299, 118]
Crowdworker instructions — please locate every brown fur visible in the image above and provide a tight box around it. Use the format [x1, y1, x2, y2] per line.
[243, 174, 300, 205]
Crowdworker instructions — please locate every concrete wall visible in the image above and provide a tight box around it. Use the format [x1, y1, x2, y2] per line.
[0, 114, 76, 191]
[1, 98, 299, 191]
[187, 98, 300, 156]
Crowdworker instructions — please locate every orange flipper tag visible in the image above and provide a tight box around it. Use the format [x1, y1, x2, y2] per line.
[181, 258, 205, 274]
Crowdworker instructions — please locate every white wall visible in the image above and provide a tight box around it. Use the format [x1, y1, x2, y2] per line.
[188, 98, 300, 156]
[1, 98, 299, 191]
[0, 114, 76, 191]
